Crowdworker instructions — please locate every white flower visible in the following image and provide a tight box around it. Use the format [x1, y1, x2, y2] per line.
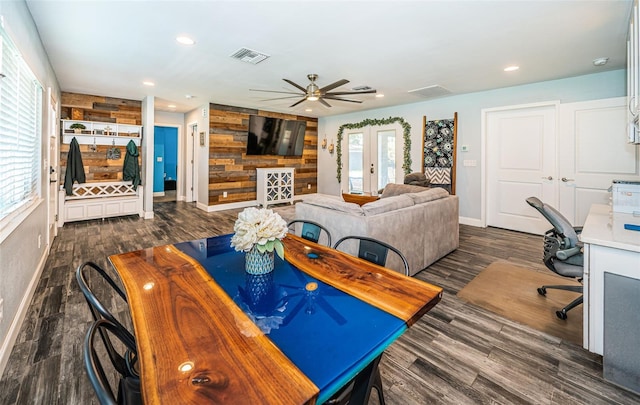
[230, 207, 288, 258]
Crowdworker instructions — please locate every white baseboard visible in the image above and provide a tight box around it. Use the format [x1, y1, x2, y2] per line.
[0, 247, 48, 378]
[143, 211, 154, 219]
[153, 191, 165, 197]
[459, 216, 484, 227]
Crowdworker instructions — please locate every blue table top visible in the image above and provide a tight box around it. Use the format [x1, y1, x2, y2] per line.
[175, 234, 407, 403]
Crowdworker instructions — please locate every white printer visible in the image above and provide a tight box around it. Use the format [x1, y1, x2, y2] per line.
[611, 180, 640, 214]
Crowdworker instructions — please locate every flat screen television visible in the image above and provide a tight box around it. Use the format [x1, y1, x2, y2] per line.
[246, 115, 307, 156]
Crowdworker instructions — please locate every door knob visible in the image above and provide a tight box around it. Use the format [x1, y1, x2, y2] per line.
[541, 176, 553, 180]
[561, 177, 575, 182]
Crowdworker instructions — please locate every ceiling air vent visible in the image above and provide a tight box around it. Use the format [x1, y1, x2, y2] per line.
[408, 85, 452, 99]
[352, 85, 373, 91]
[230, 47, 270, 65]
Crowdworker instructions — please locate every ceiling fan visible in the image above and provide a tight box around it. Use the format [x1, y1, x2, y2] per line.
[250, 74, 376, 108]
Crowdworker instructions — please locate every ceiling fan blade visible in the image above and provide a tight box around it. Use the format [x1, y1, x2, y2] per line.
[283, 79, 307, 93]
[326, 89, 377, 96]
[319, 79, 349, 93]
[250, 89, 303, 95]
[261, 95, 306, 101]
[322, 96, 363, 104]
[289, 98, 307, 108]
[319, 98, 332, 108]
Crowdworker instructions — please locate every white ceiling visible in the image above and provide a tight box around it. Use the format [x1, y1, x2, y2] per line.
[25, 0, 633, 118]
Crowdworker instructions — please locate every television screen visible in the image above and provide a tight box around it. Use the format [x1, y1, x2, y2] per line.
[246, 115, 307, 156]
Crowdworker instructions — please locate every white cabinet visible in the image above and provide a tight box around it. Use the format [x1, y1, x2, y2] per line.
[61, 119, 142, 146]
[628, 0, 640, 144]
[256, 168, 294, 208]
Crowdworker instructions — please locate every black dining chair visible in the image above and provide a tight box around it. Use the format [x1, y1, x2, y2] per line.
[287, 219, 332, 247]
[333, 235, 410, 276]
[84, 319, 142, 405]
[76, 261, 138, 378]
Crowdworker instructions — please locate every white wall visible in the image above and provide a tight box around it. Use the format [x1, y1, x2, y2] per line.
[0, 0, 61, 376]
[318, 70, 627, 222]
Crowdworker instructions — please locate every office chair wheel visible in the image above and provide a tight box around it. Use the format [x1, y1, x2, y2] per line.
[556, 310, 568, 320]
[537, 287, 547, 296]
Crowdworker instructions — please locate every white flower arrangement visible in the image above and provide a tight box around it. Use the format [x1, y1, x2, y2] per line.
[230, 207, 288, 259]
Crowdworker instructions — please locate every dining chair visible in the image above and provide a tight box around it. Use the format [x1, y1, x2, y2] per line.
[76, 261, 138, 377]
[333, 235, 410, 276]
[287, 219, 332, 247]
[84, 319, 142, 405]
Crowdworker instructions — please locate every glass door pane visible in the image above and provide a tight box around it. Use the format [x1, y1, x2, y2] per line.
[347, 132, 364, 193]
[376, 130, 396, 191]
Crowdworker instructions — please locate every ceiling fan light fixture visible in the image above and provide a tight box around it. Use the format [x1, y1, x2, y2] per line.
[307, 95, 319, 101]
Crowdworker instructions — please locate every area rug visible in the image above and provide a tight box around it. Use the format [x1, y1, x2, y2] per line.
[457, 261, 583, 345]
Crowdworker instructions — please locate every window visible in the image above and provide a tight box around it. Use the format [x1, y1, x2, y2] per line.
[0, 21, 43, 226]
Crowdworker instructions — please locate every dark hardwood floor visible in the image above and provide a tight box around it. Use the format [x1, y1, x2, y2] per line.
[1, 201, 639, 404]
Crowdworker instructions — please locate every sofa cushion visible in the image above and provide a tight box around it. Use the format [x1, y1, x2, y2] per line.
[301, 194, 364, 215]
[362, 194, 414, 216]
[406, 187, 450, 205]
[380, 183, 430, 198]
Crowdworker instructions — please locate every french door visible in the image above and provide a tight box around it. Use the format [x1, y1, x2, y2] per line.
[346, 125, 401, 195]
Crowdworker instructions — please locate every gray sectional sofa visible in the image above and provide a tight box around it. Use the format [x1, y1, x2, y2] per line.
[294, 184, 459, 276]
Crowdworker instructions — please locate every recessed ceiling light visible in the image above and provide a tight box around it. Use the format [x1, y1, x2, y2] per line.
[305, 108, 312, 112]
[143, 81, 155, 86]
[593, 57, 609, 66]
[504, 66, 519, 72]
[168, 104, 176, 108]
[375, 94, 384, 98]
[185, 94, 194, 99]
[176, 36, 195, 45]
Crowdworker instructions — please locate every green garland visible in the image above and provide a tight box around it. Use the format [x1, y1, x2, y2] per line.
[335, 116, 412, 183]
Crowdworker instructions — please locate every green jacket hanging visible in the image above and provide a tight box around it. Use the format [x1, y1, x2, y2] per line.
[123, 140, 141, 189]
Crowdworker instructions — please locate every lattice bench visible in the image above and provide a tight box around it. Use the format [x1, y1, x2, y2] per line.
[58, 182, 143, 226]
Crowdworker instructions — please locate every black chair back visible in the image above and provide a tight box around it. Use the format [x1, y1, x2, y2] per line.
[76, 262, 137, 377]
[288, 219, 332, 247]
[333, 236, 410, 276]
[84, 319, 142, 405]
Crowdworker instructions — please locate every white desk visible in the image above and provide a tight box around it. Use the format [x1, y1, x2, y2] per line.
[581, 204, 640, 355]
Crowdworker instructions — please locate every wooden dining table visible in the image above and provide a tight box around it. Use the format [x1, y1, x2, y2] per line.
[108, 233, 443, 404]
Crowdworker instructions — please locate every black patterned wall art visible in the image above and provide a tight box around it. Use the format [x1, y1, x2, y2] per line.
[422, 113, 457, 194]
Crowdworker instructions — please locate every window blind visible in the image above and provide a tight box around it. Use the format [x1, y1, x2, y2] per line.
[0, 22, 43, 223]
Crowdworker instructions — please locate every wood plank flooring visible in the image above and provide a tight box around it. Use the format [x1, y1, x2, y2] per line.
[1, 201, 639, 404]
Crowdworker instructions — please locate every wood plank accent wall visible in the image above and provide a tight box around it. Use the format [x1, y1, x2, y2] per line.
[208, 103, 318, 205]
[61, 92, 142, 125]
[60, 92, 142, 183]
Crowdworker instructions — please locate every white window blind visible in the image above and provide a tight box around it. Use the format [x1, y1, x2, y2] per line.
[0, 22, 43, 223]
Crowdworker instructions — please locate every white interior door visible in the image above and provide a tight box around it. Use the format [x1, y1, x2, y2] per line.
[47, 90, 58, 247]
[346, 125, 400, 195]
[486, 102, 558, 234]
[559, 97, 640, 226]
[187, 122, 197, 202]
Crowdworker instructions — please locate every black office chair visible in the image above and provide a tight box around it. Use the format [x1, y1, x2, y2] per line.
[287, 219, 332, 247]
[333, 236, 410, 276]
[84, 319, 142, 405]
[526, 197, 584, 320]
[76, 261, 138, 377]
